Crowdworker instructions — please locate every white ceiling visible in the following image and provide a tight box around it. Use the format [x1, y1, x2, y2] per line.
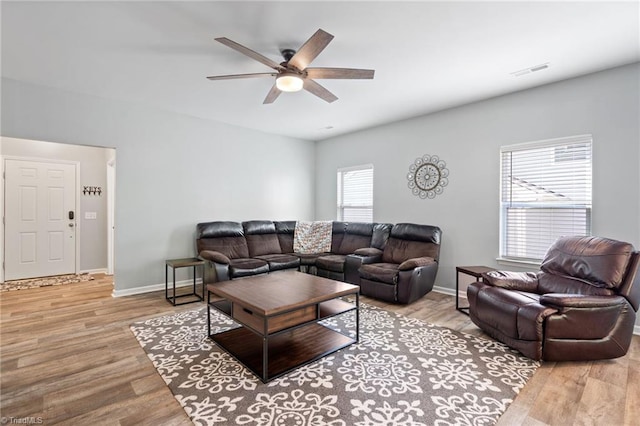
[2, 1, 639, 141]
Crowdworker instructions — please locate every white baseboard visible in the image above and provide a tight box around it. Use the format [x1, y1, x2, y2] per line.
[112, 278, 203, 298]
[81, 268, 108, 275]
[635, 325, 640, 336]
[432, 285, 456, 297]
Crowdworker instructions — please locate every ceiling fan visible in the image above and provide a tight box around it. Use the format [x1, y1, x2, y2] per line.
[206, 29, 374, 104]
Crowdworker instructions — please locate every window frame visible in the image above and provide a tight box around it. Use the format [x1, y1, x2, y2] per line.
[337, 164, 374, 222]
[498, 135, 593, 265]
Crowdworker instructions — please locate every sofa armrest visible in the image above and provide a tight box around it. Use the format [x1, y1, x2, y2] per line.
[482, 270, 539, 292]
[199, 250, 231, 265]
[540, 293, 627, 309]
[398, 256, 436, 271]
[396, 261, 439, 304]
[345, 253, 382, 284]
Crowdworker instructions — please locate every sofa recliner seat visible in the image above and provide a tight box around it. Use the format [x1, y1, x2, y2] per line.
[197, 221, 269, 282]
[316, 222, 389, 281]
[294, 221, 345, 272]
[467, 236, 640, 361]
[243, 220, 300, 272]
[358, 223, 441, 304]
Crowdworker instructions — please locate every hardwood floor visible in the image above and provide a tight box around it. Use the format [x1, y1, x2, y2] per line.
[1, 274, 638, 425]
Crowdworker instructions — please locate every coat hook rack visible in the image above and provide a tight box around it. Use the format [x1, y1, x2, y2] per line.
[83, 186, 103, 196]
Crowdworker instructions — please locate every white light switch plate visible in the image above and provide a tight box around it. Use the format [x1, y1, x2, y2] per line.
[85, 212, 97, 220]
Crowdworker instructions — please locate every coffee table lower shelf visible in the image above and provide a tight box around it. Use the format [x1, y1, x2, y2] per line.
[211, 323, 356, 382]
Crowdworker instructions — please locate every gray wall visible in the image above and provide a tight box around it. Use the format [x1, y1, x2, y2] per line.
[2, 138, 112, 272]
[315, 63, 640, 294]
[1, 78, 315, 292]
[2, 63, 638, 303]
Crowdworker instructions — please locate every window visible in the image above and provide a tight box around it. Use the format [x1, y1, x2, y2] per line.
[500, 135, 592, 262]
[337, 165, 373, 222]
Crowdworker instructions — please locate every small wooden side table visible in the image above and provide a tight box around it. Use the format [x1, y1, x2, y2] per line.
[455, 266, 496, 315]
[165, 257, 205, 306]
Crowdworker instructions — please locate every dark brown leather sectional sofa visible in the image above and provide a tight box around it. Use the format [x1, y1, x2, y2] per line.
[196, 220, 442, 304]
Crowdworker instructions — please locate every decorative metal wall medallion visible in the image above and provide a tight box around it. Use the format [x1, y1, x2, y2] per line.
[406, 155, 449, 199]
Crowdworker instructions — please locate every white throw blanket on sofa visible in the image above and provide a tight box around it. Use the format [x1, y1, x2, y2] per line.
[293, 221, 333, 254]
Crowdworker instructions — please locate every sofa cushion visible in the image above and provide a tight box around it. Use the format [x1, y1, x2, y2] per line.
[242, 221, 282, 257]
[359, 263, 400, 284]
[538, 272, 616, 296]
[246, 234, 282, 257]
[316, 255, 347, 273]
[197, 221, 243, 239]
[275, 221, 296, 253]
[330, 222, 347, 253]
[381, 223, 441, 264]
[337, 234, 372, 255]
[196, 221, 250, 259]
[541, 236, 634, 289]
[228, 258, 269, 278]
[197, 236, 249, 259]
[229, 258, 268, 269]
[389, 223, 441, 243]
[382, 239, 439, 264]
[242, 220, 276, 235]
[371, 223, 393, 250]
[296, 252, 324, 266]
[336, 223, 373, 254]
[255, 254, 300, 271]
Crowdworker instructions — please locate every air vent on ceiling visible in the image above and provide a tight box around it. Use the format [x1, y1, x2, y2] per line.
[511, 62, 550, 77]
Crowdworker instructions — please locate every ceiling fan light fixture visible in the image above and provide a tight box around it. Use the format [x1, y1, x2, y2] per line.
[276, 72, 304, 92]
[210, 29, 374, 103]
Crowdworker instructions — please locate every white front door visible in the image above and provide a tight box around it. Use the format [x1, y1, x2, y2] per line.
[4, 159, 77, 280]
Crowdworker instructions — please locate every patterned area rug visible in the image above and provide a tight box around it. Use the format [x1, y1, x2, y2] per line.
[0, 273, 94, 292]
[130, 303, 539, 426]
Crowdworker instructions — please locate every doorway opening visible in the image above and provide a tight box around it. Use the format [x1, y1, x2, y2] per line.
[1, 137, 115, 285]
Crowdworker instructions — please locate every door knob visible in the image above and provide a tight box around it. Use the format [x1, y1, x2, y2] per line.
[68, 223, 75, 228]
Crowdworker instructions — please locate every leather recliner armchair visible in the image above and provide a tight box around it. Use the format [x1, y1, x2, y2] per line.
[357, 223, 441, 304]
[468, 236, 640, 361]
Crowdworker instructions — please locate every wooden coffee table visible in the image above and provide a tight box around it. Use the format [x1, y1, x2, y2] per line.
[206, 271, 359, 382]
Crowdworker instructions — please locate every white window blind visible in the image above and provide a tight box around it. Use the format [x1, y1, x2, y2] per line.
[337, 165, 373, 222]
[500, 135, 592, 262]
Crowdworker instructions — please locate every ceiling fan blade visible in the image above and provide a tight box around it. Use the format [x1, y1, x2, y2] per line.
[215, 37, 284, 71]
[306, 68, 375, 80]
[263, 84, 282, 104]
[288, 29, 334, 71]
[303, 79, 338, 103]
[207, 72, 277, 80]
